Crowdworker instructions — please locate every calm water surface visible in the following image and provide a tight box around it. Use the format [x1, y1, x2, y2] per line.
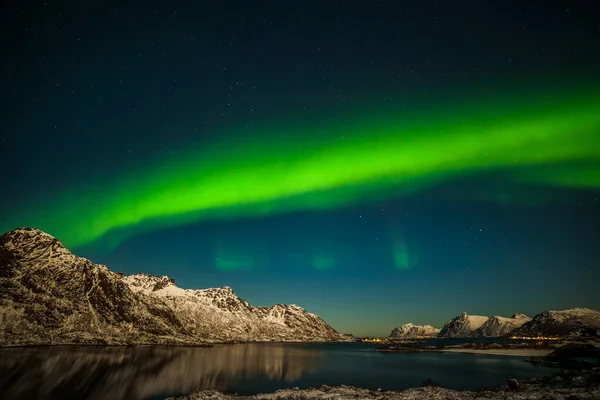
[0, 343, 557, 400]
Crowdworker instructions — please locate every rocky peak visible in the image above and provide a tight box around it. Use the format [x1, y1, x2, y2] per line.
[512, 313, 529, 319]
[217, 286, 235, 295]
[0, 228, 68, 255]
[122, 273, 177, 292]
[1, 227, 58, 243]
[196, 286, 253, 313]
[438, 313, 489, 338]
[199, 286, 236, 296]
[152, 277, 176, 291]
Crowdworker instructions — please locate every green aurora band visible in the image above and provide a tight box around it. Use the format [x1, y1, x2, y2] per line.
[4, 89, 600, 249]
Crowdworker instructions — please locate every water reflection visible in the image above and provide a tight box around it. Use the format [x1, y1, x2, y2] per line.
[0, 344, 322, 400]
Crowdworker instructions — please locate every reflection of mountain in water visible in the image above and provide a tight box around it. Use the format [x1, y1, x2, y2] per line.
[0, 344, 322, 400]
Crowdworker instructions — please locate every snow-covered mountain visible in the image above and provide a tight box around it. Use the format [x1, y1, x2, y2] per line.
[512, 308, 600, 338]
[472, 313, 531, 337]
[437, 313, 489, 338]
[389, 323, 440, 338]
[0, 228, 346, 346]
[438, 309, 600, 338]
[122, 274, 344, 342]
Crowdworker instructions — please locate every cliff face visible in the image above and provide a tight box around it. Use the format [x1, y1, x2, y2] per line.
[0, 228, 345, 346]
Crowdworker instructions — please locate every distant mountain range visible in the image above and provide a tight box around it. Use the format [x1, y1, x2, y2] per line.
[0, 228, 346, 346]
[390, 309, 600, 339]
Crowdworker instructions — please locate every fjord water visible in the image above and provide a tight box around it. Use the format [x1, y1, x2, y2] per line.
[0, 343, 556, 400]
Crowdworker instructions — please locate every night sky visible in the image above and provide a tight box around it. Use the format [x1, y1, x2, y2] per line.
[1, 0, 599, 336]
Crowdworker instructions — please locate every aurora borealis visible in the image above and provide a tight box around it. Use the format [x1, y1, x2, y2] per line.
[2, 0, 600, 335]
[3, 89, 600, 249]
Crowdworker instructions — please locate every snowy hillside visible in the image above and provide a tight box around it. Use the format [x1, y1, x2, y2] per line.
[122, 274, 344, 342]
[472, 313, 531, 337]
[0, 228, 346, 346]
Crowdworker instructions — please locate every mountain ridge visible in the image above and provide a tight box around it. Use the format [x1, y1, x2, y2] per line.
[425, 310, 599, 338]
[472, 314, 531, 337]
[0, 228, 346, 346]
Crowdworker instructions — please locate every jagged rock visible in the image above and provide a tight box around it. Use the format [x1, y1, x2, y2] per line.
[0, 228, 346, 345]
[506, 378, 520, 391]
[437, 312, 489, 338]
[512, 308, 600, 338]
[389, 323, 440, 338]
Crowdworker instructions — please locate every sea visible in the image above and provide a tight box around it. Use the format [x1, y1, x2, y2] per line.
[0, 341, 558, 400]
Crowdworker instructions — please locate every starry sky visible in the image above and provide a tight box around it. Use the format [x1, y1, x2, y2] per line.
[1, 0, 599, 336]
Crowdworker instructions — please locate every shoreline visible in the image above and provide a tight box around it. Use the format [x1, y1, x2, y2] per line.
[441, 348, 553, 357]
[376, 340, 566, 355]
[0, 339, 573, 351]
[165, 368, 600, 399]
[0, 340, 355, 349]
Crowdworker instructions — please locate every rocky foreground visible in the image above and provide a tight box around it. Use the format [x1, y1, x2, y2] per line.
[166, 368, 600, 400]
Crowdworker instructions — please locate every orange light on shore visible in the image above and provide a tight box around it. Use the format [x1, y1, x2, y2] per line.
[509, 336, 561, 340]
